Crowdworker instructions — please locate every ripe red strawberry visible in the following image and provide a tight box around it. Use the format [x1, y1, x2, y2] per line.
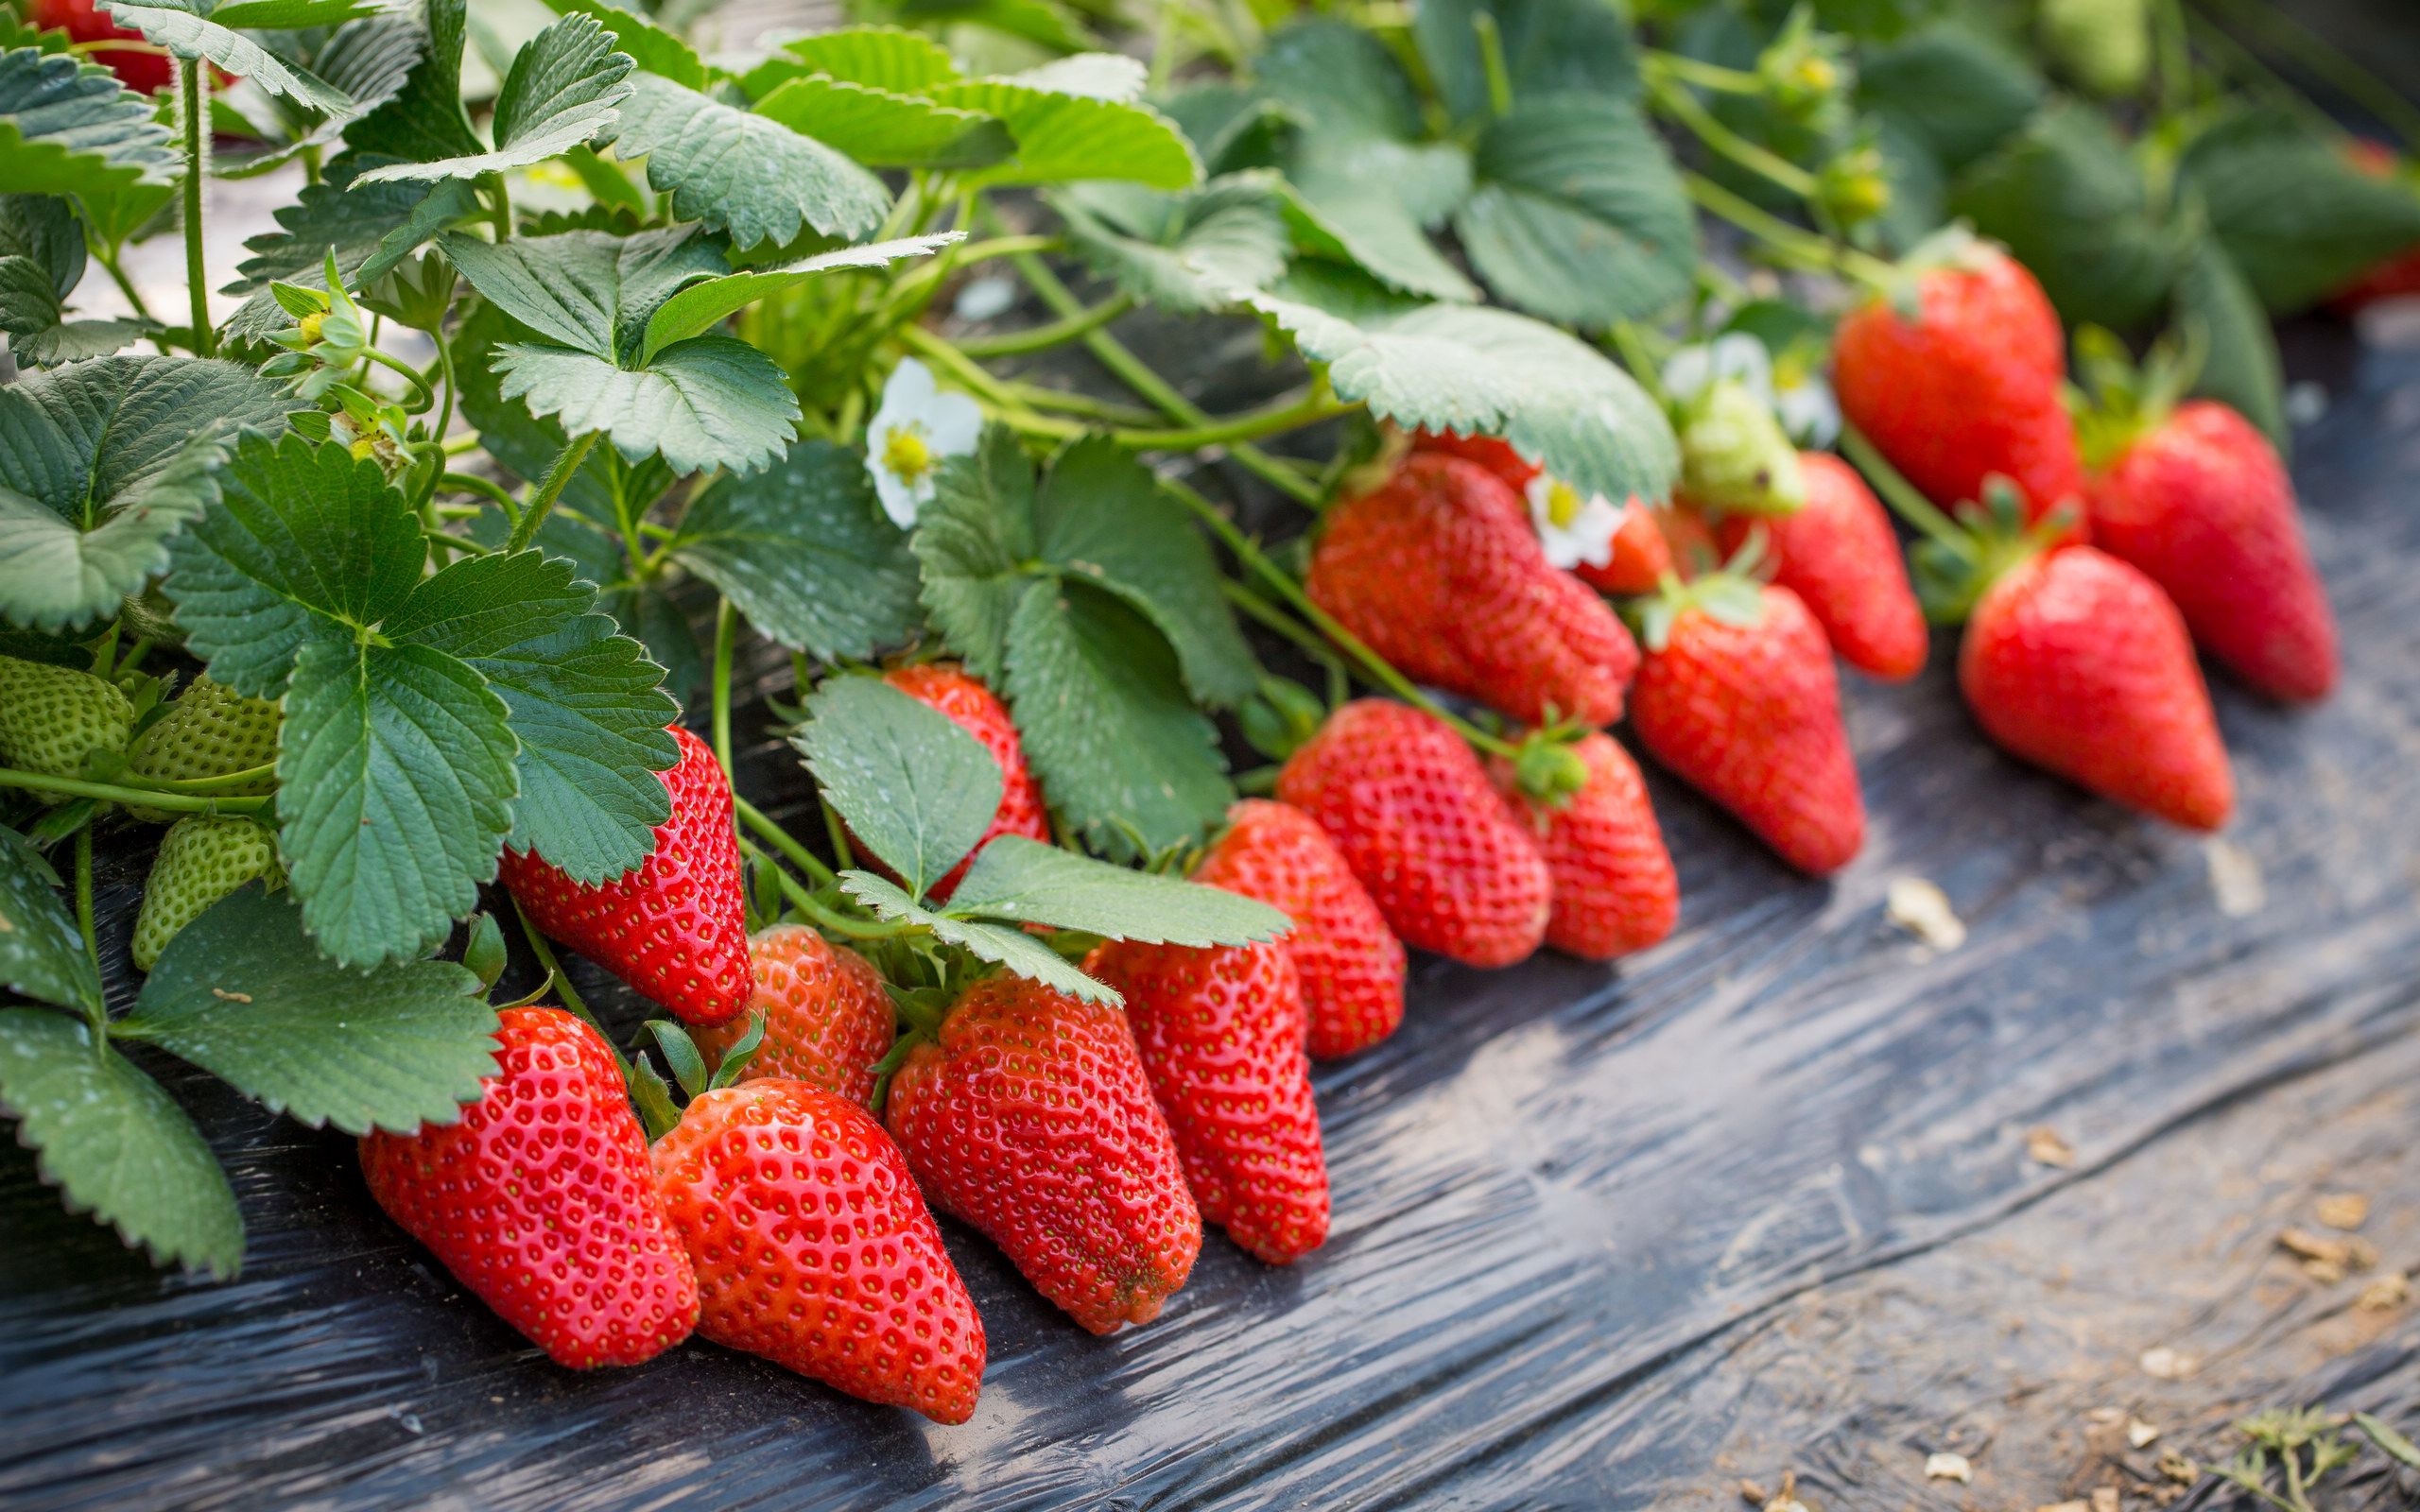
[499, 724, 750, 1026]
[1651, 503, 1721, 581]
[1833, 239, 2085, 529]
[1628, 576, 1865, 875]
[693, 924, 895, 1104]
[359, 1006, 699, 1369]
[1571, 497, 1676, 596]
[2083, 399, 2337, 702]
[1410, 426, 1540, 491]
[1961, 545, 2233, 830]
[1275, 699, 1552, 969]
[32, 0, 172, 93]
[1717, 451, 1928, 681]
[880, 662, 1052, 900]
[1188, 799, 1406, 1060]
[885, 976, 1201, 1334]
[1307, 454, 1639, 728]
[1489, 732, 1679, 960]
[1082, 936, 1329, 1265]
[652, 1079, 985, 1423]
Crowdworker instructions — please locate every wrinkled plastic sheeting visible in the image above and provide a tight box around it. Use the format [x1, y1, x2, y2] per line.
[6, 346, 2420, 1511]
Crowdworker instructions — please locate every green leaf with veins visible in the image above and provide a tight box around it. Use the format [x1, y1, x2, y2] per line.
[443, 226, 728, 369]
[2176, 236, 2286, 451]
[838, 869, 1116, 1003]
[947, 835, 1290, 942]
[1050, 175, 1288, 312]
[2182, 107, 2420, 316]
[1856, 19, 2041, 175]
[0, 824, 99, 1017]
[1411, 0, 1639, 125]
[639, 233, 958, 363]
[98, 2, 353, 110]
[115, 882, 500, 1134]
[342, 0, 480, 165]
[671, 438, 924, 661]
[754, 76, 1012, 170]
[1247, 266, 1680, 507]
[220, 170, 482, 341]
[215, 11, 421, 180]
[355, 13, 632, 184]
[601, 73, 889, 250]
[912, 423, 1037, 684]
[454, 299, 677, 536]
[212, 0, 381, 26]
[797, 678, 1001, 899]
[927, 77, 1199, 190]
[1455, 96, 1695, 328]
[769, 26, 960, 93]
[0, 47, 179, 197]
[385, 551, 677, 885]
[492, 338, 800, 478]
[0, 355, 299, 633]
[0, 192, 154, 363]
[541, 0, 703, 89]
[0, 1007, 245, 1276]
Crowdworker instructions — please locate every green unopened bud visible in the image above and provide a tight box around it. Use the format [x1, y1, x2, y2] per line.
[2039, 0, 2149, 98]
[1756, 6, 1852, 131]
[1679, 380, 1806, 516]
[1818, 142, 1892, 229]
[1513, 737, 1591, 805]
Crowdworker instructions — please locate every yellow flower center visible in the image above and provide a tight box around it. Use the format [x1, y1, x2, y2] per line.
[1546, 479, 1584, 529]
[299, 311, 325, 344]
[881, 422, 935, 487]
[1795, 57, 1836, 94]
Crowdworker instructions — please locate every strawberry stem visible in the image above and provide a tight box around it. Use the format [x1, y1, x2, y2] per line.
[1837, 422, 1974, 556]
[710, 599, 737, 782]
[736, 840, 923, 939]
[506, 893, 634, 1081]
[732, 795, 837, 886]
[0, 769, 271, 815]
[73, 830, 102, 1036]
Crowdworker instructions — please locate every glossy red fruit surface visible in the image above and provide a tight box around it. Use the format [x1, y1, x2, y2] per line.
[1572, 499, 1677, 596]
[694, 924, 895, 1104]
[885, 976, 1201, 1334]
[2084, 401, 2338, 703]
[1630, 585, 1866, 875]
[1189, 799, 1407, 1060]
[1307, 454, 1639, 728]
[1276, 699, 1552, 970]
[1491, 733, 1679, 961]
[1961, 546, 2235, 831]
[1083, 937, 1330, 1265]
[653, 1079, 985, 1423]
[359, 1007, 699, 1369]
[881, 663, 1052, 899]
[34, 0, 171, 93]
[1718, 452, 1928, 681]
[500, 726, 750, 1025]
[1409, 427, 1542, 492]
[1834, 249, 2085, 528]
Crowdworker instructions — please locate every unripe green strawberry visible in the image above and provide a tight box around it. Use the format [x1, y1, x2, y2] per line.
[0, 655, 134, 802]
[132, 816, 281, 971]
[2040, 0, 2148, 99]
[125, 676, 281, 823]
[1678, 379, 1805, 517]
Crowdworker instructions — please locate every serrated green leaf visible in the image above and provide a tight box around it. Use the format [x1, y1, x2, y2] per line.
[541, 0, 701, 89]
[754, 75, 1012, 170]
[72, 178, 176, 259]
[671, 437, 924, 660]
[1051, 174, 1288, 312]
[799, 678, 1001, 899]
[1857, 21, 2042, 174]
[1456, 95, 1694, 328]
[99, 3, 353, 110]
[0, 1006, 244, 1276]
[1004, 53, 1144, 101]
[912, 423, 1038, 684]
[0, 191, 145, 363]
[1002, 576, 1233, 858]
[1255, 19, 1422, 142]
[946, 834, 1288, 943]
[0, 823, 99, 1016]
[602, 72, 889, 250]
[928, 77, 1199, 191]
[493, 336, 800, 477]
[2176, 235, 2285, 451]
[2184, 109, 2420, 316]
[114, 881, 500, 1134]
[838, 868, 1115, 1003]
[341, 0, 480, 165]
[354, 13, 631, 184]
[0, 355, 298, 633]
[221, 170, 482, 340]
[774, 26, 959, 93]
[212, 0, 380, 26]
[0, 47, 179, 196]
[442, 223, 727, 363]
[387, 550, 677, 885]
[12, 316, 160, 363]
[1248, 267, 1679, 506]
[219, 14, 424, 177]
[1031, 438, 1257, 706]
[1412, 0, 1639, 124]
[1157, 82, 1295, 177]
[638, 232, 958, 363]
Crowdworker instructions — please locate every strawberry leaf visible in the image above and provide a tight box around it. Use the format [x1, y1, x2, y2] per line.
[114, 882, 500, 1135]
[753, 77, 1011, 170]
[1857, 20, 2042, 176]
[1051, 174, 1289, 312]
[0, 355, 300, 634]
[539, 0, 703, 90]
[0, 823, 99, 1018]
[219, 170, 483, 342]
[945, 835, 1289, 944]
[340, 0, 481, 166]
[668, 438, 925, 661]
[354, 13, 632, 185]
[98, 1, 353, 111]
[637, 233, 959, 363]
[0, 1007, 245, 1276]
[912, 423, 1040, 685]
[928, 75, 1200, 191]
[797, 678, 1001, 900]
[2182, 106, 2420, 316]
[0, 192, 159, 364]
[838, 869, 1118, 1004]
[2176, 237, 2286, 451]
[600, 73, 890, 251]
[769, 26, 960, 94]
[1411, 0, 1639, 125]
[0, 47, 179, 197]
[212, 15, 423, 180]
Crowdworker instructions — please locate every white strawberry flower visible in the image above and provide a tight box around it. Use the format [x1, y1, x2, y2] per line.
[865, 357, 982, 528]
[1772, 354, 1841, 449]
[1666, 329, 1839, 448]
[1525, 472, 1631, 571]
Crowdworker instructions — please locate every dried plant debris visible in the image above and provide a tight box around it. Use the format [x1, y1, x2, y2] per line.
[2357, 1272, 2411, 1312]
[2027, 1126, 2078, 1168]
[1924, 1451, 1973, 1483]
[2277, 1226, 2378, 1284]
[2204, 838, 2266, 918]
[2313, 1192, 2370, 1230]
[1886, 877, 1966, 951]
[2138, 1347, 2200, 1380]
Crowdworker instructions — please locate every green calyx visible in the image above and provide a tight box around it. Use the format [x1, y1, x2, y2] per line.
[629, 1010, 770, 1141]
[2067, 321, 2207, 472]
[1677, 379, 1806, 516]
[1509, 725, 1591, 806]
[1625, 560, 1770, 655]
[1909, 478, 2079, 625]
[1237, 675, 1329, 763]
[1867, 220, 2000, 320]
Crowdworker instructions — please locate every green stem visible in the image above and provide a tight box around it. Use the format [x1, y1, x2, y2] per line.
[1681, 171, 1896, 286]
[439, 472, 520, 519]
[733, 795, 837, 887]
[821, 797, 856, 871]
[955, 292, 1134, 357]
[1650, 75, 1821, 201]
[179, 58, 213, 358]
[74, 828, 102, 1031]
[123, 761, 273, 793]
[506, 431, 597, 554]
[1113, 385, 1355, 451]
[0, 769, 269, 813]
[114, 637, 152, 677]
[484, 171, 512, 242]
[509, 894, 628, 1075]
[95, 249, 153, 325]
[711, 598, 737, 780]
[738, 840, 924, 938]
[360, 346, 435, 414]
[1473, 11, 1513, 118]
[1639, 48, 1766, 94]
[1838, 421, 1972, 554]
[998, 381, 1163, 426]
[895, 324, 1082, 437]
